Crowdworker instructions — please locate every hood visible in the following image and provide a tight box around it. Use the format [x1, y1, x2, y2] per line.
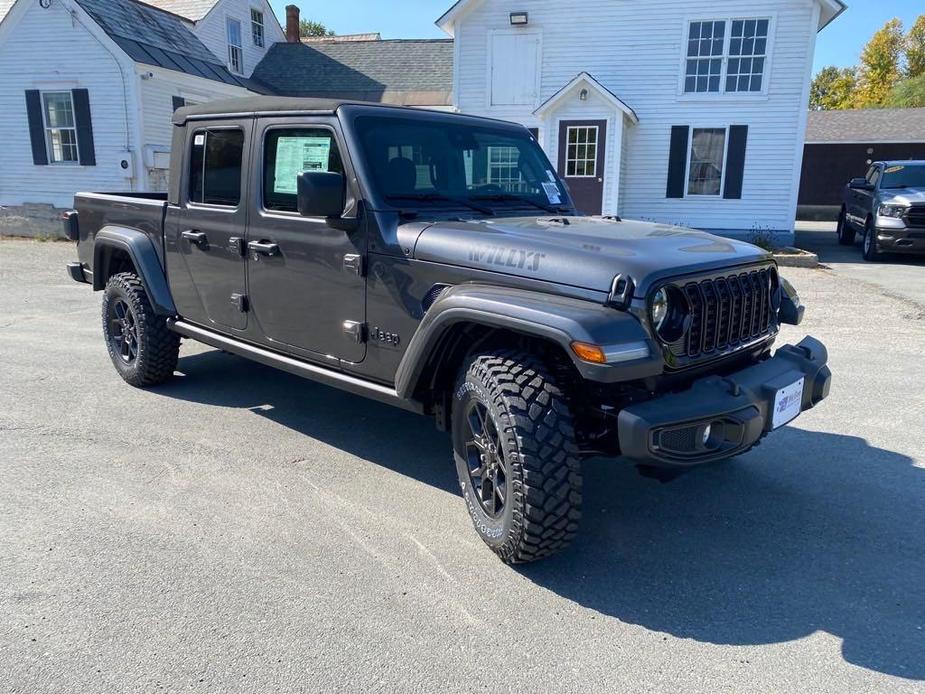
[880, 187, 925, 205]
[411, 216, 772, 295]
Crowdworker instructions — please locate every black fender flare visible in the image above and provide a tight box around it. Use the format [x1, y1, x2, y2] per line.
[394, 284, 662, 400]
[93, 227, 177, 316]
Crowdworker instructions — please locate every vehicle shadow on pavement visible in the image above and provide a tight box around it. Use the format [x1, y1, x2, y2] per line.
[521, 428, 925, 681]
[797, 228, 925, 268]
[160, 350, 923, 682]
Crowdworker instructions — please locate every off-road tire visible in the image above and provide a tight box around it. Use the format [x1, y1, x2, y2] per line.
[863, 218, 881, 262]
[836, 208, 855, 245]
[451, 350, 582, 564]
[102, 272, 179, 387]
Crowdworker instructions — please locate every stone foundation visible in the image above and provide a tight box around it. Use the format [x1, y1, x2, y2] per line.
[0, 204, 69, 239]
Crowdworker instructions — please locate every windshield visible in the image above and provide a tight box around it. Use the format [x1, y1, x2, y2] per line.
[353, 115, 571, 213]
[880, 164, 925, 189]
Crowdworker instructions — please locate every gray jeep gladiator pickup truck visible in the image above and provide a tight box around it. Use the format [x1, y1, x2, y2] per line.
[66, 97, 831, 563]
[837, 160, 925, 261]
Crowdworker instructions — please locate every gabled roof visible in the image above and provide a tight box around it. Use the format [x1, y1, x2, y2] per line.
[806, 108, 925, 144]
[437, 0, 847, 35]
[534, 73, 639, 123]
[74, 0, 249, 88]
[138, 0, 216, 22]
[252, 39, 454, 105]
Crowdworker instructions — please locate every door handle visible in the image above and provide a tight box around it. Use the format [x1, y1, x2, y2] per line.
[248, 240, 281, 257]
[182, 230, 207, 247]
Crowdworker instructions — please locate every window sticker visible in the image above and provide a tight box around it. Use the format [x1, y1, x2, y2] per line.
[194, 134, 205, 146]
[542, 181, 562, 205]
[546, 170, 558, 183]
[273, 136, 333, 194]
[885, 165, 905, 174]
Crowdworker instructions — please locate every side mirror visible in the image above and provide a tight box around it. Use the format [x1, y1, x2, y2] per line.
[849, 177, 871, 190]
[297, 171, 345, 218]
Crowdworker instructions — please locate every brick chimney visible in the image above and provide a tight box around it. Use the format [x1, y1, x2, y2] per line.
[286, 5, 300, 43]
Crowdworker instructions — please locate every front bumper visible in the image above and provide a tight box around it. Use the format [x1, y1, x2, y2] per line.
[618, 336, 831, 467]
[875, 226, 925, 254]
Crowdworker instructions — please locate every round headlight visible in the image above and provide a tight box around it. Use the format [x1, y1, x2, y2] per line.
[651, 288, 669, 330]
[649, 285, 690, 343]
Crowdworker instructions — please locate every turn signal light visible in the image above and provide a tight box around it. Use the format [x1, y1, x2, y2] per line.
[570, 342, 608, 364]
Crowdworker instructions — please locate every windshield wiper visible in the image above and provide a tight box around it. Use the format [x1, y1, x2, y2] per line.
[385, 193, 495, 216]
[470, 193, 569, 215]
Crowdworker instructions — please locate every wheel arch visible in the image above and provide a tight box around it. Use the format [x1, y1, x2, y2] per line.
[93, 227, 177, 316]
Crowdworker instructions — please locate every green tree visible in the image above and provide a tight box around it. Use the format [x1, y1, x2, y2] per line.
[854, 18, 904, 108]
[905, 15, 925, 78]
[810, 65, 858, 110]
[885, 74, 925, 107]
[299, 19, 335, 38]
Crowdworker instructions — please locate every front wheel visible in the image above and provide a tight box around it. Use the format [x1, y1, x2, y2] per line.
[451, 350, 582, 564]
[102, 273, 180, 387]
[836, 208, 856, 245]
[863, 219, 882, 262]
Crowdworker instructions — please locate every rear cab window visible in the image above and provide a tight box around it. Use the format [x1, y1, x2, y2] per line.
[263, 128, 344, 213]
[188, 128, 245, 207]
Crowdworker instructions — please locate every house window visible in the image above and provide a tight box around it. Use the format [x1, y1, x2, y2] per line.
[487, 146, 523, 189]
[565, 126, 598, 178]
[251, 9, 265, 48]
[687, 128, 727, 196]
[227, 18, 244, 74]
[42, 91, 79, 164]
[684, 18, 769, 94]
[189, 129, 245, 206]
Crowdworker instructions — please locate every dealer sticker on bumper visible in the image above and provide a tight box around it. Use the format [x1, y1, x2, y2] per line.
[772, 378, 805, 429]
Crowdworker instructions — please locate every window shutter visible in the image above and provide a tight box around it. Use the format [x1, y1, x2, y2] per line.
[25, 90, 48, 166]
[71, 89, 96, 166]
[172, 96, 186, 112]
[666, 126, 689, 198]
[723, 125, 748, 199]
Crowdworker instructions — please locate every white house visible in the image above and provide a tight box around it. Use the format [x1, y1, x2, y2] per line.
[0, 0, 283, 234]
[438, 0, 846, 241]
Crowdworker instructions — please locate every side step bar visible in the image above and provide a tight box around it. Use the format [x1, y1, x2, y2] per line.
[167, 319, 424, 415]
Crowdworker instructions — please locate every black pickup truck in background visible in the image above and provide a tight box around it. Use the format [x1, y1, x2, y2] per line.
[837, 160, 925, 261]
[65, 97, 831, 564]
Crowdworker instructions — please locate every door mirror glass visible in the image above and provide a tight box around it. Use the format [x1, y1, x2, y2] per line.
[298, 171, 345, 218]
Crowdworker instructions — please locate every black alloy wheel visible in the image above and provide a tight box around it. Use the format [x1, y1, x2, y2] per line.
[462, 400, 508, 518]
[108, 298, 139, 364]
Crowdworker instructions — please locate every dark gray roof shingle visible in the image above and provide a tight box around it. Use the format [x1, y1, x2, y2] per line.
[252, 39, 454, 105]
[806, 107, 925, 144]
[75, 0, 248, 88]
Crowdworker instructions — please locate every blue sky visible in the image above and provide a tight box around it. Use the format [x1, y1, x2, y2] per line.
[269, 1, 923, 76]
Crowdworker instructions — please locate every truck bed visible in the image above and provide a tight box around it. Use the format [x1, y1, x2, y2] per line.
[73, 192, 169, 276]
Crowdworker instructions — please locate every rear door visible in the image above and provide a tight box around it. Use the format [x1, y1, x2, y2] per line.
[166, 120, 251, 331]
[245, 117, 367, 363]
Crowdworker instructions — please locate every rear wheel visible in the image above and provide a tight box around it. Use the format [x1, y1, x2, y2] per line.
[836, 208, 856, 245]
[863, 218, 882, 262]
[451, 350, 582, 564]
[102, 273, 179, 387]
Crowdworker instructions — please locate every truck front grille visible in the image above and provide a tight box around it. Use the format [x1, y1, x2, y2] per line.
[678, 268, 774, 360]
[904, 207, 925, 229]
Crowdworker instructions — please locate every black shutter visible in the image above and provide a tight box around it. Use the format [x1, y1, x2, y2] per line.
[72, 89, 96, 166]
[25, 90, 48, 166]
[666, 126, 689, 198]
[723, 125, 748, 199]
[172, 96, 186, 112]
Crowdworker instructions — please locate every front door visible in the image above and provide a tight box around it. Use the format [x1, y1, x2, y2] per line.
[166, 121, 251, 331]
[245, 118, 367, 364]
[557, 120, 607, 215]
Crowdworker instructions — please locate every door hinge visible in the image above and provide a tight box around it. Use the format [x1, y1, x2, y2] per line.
[343, 254, 365, 276]
[229, 237, 246, 257]
[343, 320, 367, 344]
[230, 293, 249, 313]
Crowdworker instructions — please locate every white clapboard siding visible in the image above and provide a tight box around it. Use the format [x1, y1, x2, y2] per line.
[0, 0, 135, 208]
[192, 0, 284, 78]
[454, 0, 821, 234]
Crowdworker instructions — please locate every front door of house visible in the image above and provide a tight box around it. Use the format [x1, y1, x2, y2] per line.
[557, 120, 607, 215]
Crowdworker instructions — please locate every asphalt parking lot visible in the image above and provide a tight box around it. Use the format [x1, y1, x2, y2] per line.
[1, 239, 924, 693]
